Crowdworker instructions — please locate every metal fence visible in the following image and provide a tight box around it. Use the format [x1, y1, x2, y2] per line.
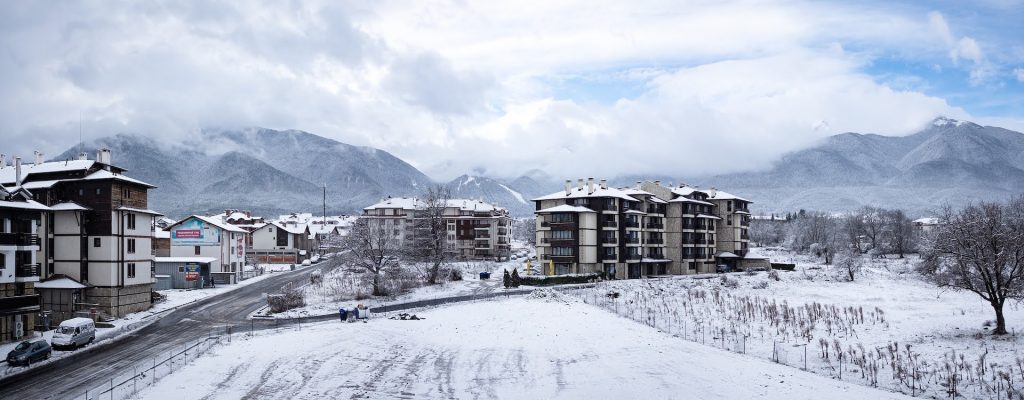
[70, 335, 228, 400]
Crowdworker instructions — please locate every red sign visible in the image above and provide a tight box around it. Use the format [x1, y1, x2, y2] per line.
[174, 229, 202, 239]
[185, 272, 199, 281]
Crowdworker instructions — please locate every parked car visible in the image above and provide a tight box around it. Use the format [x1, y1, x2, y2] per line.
[6, 339, 51, 366]
[51, 317, 96, 350]
[301, 259, 312, 267]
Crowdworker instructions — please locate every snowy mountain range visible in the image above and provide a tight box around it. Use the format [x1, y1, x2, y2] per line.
[53, 117, 1024, 218]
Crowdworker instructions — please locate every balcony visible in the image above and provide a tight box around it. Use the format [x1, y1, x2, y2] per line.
[474, 234, 491, 239]
[601, 221, 618, 228]
[645, 223, 664, 230]
[601, 253, 618, 261]
[601, 237, 617, 244]
[624, 221, 640, 228]
[625, 237, 640, 244]
[15, 263, 40, 281]
[625, 254, 642, 261]
[0, 233, 40, 247]
[647, 238, 664, 245]
[0, 294, 39, 312]
[647, 253, 665, 259]
[540, 221, 551, 228]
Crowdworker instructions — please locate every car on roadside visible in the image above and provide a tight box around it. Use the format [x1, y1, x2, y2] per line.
[6, 339, 51, 366]
[51, 317, 96, 350]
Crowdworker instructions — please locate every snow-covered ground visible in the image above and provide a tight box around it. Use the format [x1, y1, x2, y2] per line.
[266, 258, 534, 318]
[135, 294, 907, 400]
[0, 267, 284, 376]
[564, 248, 1024, 399]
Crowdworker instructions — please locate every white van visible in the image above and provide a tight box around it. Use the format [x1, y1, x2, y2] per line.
[51, 318, 96, 350]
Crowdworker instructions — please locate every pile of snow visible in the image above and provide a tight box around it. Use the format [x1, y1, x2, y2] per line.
[527, 288, 573, 303]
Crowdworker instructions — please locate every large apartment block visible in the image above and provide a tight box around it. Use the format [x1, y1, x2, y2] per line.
[534, 178, 760, 279]
[0, 183, 48, 343]
[0, 149, 160, 318]
[361, 197, 512, 260]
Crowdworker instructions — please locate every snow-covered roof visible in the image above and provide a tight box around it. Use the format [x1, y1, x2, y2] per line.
[0, 198, 50, 211]
[648, 197, 667, 204]
[913, 217, 939, 225]
[155, 257, 218, 264]
[34, 277, 90, 289]
[536, 204, 595, 213]
[697, 214, 722, 220]
[0, 159, 95, 185]
[50, 202, 90, 211]
[624, 209, 646, 215]
[169, 215, 248, 233]
[21, 180, 60, 189]
[532, 186, 640, 202]
[621, 188, 655, 196]
[715, 251, 740, 258]
[364, 197, 422, 211]
[274, 221, 308, 235]
[153, 230, 170, 239]
[83, 169, 156, 188]
[641, 258, 672, 263]
[117, 206, 163, 216]
[701, 189, 751, 203]
[671, 186, 698, 196]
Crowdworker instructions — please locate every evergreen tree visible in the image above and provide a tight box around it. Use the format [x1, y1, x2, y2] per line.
[511, 268, 521, 288]
[503, 269, 511, 288]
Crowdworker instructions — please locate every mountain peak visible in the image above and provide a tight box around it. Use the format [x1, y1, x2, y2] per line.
[930, 116, 979, 129]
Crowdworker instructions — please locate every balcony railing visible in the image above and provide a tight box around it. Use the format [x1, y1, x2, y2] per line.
[625, 237, 640, 244]
[16, 263, 40, 278]
[624, 221, 640, 228]
[626, 254, 642, 261]
[647, 253, 665, 259]
[0, 233, 40, 247]
[647, 238, 664, 245]
[540, 221, 550, 228]
[602, 253, 618, 261]
[602, 221, 618, 228]
[601, 237, 617, 244]
[645, 223, 664, 229]
[0, 294, 39, 311]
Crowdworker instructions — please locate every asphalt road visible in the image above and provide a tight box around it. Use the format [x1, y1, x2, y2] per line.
[0, 262, 329, 400]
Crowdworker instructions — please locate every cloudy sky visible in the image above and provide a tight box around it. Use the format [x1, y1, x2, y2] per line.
[1, 0, 1023, 181]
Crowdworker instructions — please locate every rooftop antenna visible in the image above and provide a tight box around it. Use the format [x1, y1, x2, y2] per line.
[78, 111, 83, 157]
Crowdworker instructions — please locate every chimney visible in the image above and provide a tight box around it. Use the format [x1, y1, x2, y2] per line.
[33, 151, 43, 165]
[577, 178, 584, 190]
[97, 148, 112, 165]
[0, 154, 5, 169]
[587, 178, 594, 194]
[78, 152, 87, 161]
[225, 209, 231, 216]
[245, 211, 251, 218]
[654, 180, 661, 187]
[600, 179, 607, 189]
[668, 182, 674, 188]
[564, 179, 571, 195]
[708, 187, 718, 197]
[635, 181, 641, 189]
[14, 157, 22, 187]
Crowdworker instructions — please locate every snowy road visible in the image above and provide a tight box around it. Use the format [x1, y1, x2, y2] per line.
[0, 262, 330, 399]
[138, 296, 910, 400]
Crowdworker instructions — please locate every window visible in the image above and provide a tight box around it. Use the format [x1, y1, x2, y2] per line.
[95, 188, 101, 195]
[123, 189, 131, 199]
[727, 201, 732, 212]
[550, 230, 573, 240]
[603, 263, 616, 277]
[93, 238, 101, 247]
[78, 189, 84, 196]
[178, 266, 185, 272]
[127, 238, 136, 254]
[727, 217, 732, 226]
[194, 246, 201, 255]
[127, 263, 136, 278]
[552, 247, 574, 256]
[126, 213, 136, 230]
[0, 253, 4, 269]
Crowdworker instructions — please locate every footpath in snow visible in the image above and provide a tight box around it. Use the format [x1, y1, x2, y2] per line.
[135, 294, 908, 400]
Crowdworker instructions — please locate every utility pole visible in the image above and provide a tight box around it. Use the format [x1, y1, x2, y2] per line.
[322, 183, 327, 256]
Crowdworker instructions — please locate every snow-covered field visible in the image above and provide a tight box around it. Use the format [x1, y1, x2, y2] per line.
[566, 249, 1024, 399]
[267, 258, 530, 318]
[135, 294, 906, 400]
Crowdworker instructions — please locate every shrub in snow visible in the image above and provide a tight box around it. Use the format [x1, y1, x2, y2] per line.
[834, 250, 862, 282]
[310, 269, 323, 286]
[449, 269, 463, 281]
[752, 281, 768, 290]
[744, 268, 757, 277]
[767, 270, 780, 281]
[267, 282, 305, 313]
[719, 275, 739, 289]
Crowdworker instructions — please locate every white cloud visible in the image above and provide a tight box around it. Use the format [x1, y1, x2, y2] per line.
[0, 1, 1013, 183]
[1015, 68, 1024, 82]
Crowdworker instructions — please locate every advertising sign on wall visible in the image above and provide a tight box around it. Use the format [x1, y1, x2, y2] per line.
[171, 218, 221, 246]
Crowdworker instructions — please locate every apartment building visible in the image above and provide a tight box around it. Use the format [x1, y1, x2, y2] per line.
[0, 150, 160, 317]
[0, 183, 48, 343]
[361, 197, 512, 260]
[249, 221, 312, 263]
[534, 178, 758, 279]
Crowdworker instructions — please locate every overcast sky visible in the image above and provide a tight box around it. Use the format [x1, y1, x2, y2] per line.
[1, 0, 1023, 181]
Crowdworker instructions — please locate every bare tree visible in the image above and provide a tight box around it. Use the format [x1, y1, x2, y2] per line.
[882, 209, 915, 258]
[842, 211, 866, 254]
[408, 185, 451, 285]
[861, 206, 884, 252]
[342, 218, 403, 296]
[749, 218, 785, 247]
[786, 211, 840, 263]
[919, 197, 1024, 335]
[835, 249, 863, 281]
[513, 217, 537, 247]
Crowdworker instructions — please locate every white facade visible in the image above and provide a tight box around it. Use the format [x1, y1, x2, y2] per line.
[167, 216, 247, 280]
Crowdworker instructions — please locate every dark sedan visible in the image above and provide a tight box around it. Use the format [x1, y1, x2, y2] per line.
[6, 339, 51, 367]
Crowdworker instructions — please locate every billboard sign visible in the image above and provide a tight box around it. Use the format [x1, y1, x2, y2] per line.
[171, 218, 221, 246]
